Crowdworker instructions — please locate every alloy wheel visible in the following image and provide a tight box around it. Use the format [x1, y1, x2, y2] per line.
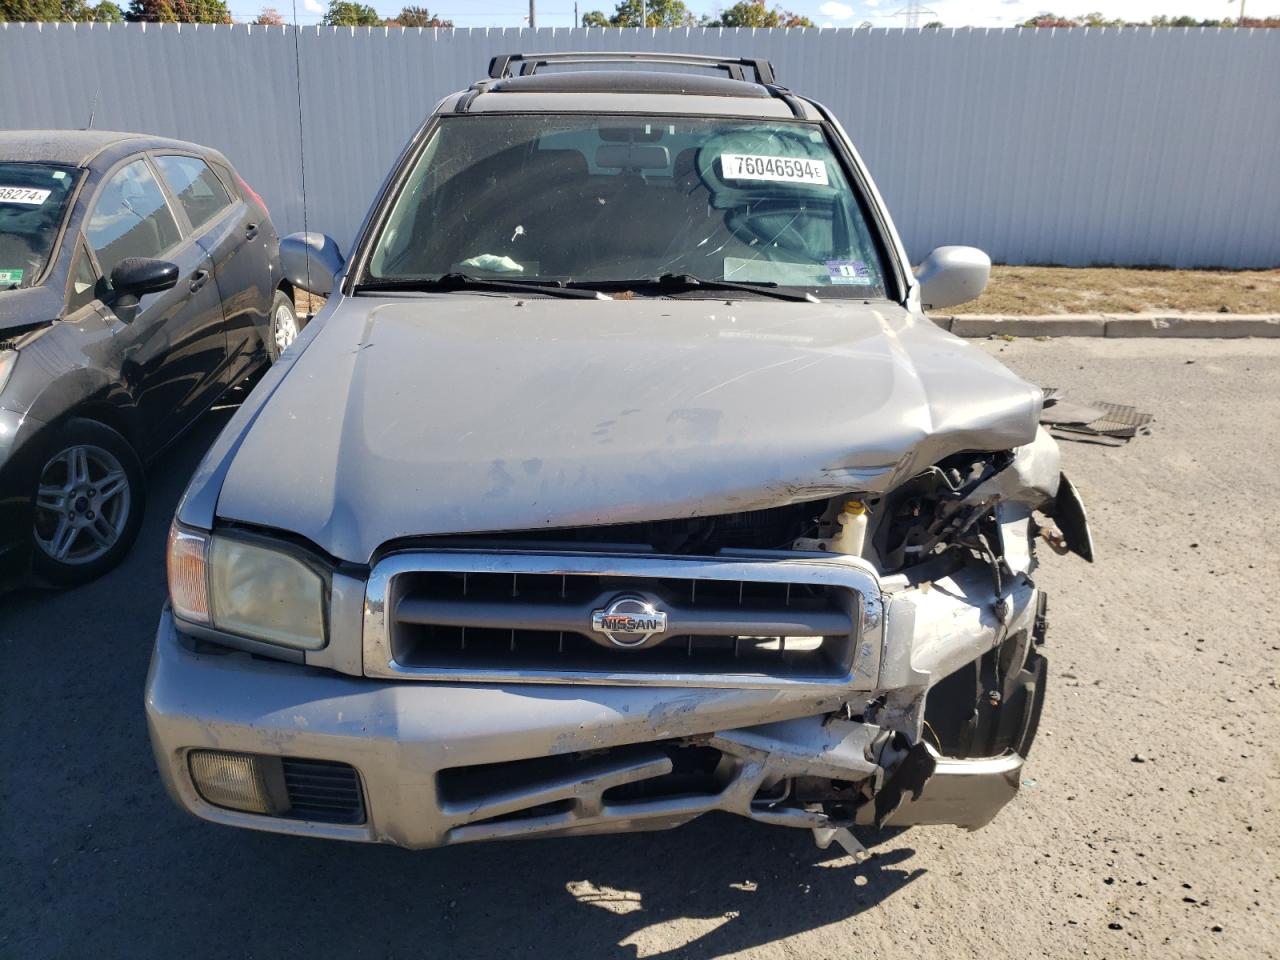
[274, 302, 299, 353]
[32, 443, 132, 565]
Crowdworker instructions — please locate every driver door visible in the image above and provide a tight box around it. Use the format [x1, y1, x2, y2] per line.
[85, 157, 228, 449]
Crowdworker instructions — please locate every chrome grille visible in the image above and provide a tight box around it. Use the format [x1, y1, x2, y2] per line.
[363, 551, 883, 689]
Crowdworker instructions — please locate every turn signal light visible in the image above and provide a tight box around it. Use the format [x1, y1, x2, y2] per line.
[167, 523, 210, 623]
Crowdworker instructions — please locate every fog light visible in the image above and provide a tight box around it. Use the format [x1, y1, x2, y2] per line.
[189, 750, 287, 815]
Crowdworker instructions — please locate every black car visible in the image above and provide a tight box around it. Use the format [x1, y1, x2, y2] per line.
[0, 130, 297, 585]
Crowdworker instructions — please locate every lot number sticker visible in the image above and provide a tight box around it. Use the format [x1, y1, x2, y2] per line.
[0, 186, 51, 205]
[720, 154, 829, 186]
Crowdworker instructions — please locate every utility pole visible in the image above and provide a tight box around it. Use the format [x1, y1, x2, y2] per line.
[529, 0, 536, 28]
[640, 0, 646, 26]
[574, 0, 579, 25]
[890, 0, 936, 27]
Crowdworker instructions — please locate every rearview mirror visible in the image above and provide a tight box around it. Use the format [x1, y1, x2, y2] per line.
[280, 233, 344, 297]
[915, 246, 991, 310]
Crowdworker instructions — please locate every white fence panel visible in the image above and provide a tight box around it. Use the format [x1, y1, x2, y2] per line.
[2, 23, 1278, 268]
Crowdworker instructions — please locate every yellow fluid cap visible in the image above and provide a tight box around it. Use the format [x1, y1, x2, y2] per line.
[843, 499, 868, 515]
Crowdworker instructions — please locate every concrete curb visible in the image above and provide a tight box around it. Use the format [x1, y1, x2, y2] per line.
[931, 313, 1280, 338]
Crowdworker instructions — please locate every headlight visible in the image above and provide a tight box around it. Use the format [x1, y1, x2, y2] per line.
[167, 523, 327, 651]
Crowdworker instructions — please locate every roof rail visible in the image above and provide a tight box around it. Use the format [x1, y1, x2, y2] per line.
[487, 52, 778, 86]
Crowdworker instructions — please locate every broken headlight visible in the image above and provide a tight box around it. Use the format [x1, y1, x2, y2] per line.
[167, 524, 327, 651]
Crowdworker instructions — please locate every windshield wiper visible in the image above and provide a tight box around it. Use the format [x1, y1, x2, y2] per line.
[357, 273, 608, 300]
[573, 273, 820, 303]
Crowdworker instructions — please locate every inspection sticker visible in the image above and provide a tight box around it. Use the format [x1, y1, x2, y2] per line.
[0, 186, 50, 205]
[826, 260, 874, 285]
[720, 154, 829, 186]
[0, 269, 23, 286]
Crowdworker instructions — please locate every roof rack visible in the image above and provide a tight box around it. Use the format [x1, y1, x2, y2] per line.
[487, 52, 778, 86]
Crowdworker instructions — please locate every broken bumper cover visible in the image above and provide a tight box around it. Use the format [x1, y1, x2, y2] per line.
[146, 561, 1043, 848]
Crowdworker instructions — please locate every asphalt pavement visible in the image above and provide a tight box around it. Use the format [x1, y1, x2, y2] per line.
[1, 338, 1276, 959]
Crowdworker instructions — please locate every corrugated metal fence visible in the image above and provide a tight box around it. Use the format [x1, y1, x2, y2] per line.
[2, 23, 1278, 267]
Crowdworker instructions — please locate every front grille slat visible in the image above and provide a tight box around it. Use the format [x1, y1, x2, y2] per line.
[395, 596, 852, 639]
[366, 552, 882, 687]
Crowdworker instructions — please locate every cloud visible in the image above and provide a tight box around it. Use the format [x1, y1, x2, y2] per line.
[303, 0, 323, 12]
[865, 0, 880, 7]
[818, 1, 855, 18]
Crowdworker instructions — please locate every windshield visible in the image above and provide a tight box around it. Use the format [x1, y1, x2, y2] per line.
[366, 114, 891, 298]
[0, 162, 80, 291]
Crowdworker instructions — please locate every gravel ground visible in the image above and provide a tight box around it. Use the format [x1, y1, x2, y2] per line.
[1, 338, 1277, 959]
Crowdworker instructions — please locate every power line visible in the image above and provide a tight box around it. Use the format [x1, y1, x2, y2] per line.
[889, 0, 937, 27]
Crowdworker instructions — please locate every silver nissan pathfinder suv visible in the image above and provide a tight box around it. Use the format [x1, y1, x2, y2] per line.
[146, 52, 1091, 855]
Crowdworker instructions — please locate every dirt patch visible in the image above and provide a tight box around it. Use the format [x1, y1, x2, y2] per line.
[948, 266, 1280, 315]
[294, 289, 326, 316]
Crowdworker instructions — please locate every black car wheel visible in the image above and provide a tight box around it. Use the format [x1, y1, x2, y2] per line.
[268, 289, 302, 361]
[30, 418, 145, 585]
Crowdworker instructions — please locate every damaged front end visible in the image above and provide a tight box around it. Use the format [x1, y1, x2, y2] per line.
[148, 426, 1088, 852]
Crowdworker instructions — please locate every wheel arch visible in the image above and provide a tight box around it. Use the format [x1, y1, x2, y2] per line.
[25, 371, 145, 461]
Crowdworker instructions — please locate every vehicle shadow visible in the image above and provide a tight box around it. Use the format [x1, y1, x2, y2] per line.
[0, 391, 925, 959]
[199, 819, 925, 960]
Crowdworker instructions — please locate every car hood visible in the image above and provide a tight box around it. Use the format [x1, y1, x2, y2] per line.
[0, 285, 61, 334]
[215, 294, 1042, 564]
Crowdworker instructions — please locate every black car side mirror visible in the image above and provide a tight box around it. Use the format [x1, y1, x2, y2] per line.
[110, 257, 179, 315]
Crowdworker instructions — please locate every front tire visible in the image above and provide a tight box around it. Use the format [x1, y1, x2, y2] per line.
[267, 289, 302, 361]
[30, 418, 145, 586]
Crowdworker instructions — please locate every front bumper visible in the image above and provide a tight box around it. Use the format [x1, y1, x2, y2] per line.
[146, 558, 1045, 849]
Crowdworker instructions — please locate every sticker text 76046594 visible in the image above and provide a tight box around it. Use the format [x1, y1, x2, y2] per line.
[719, 154, 829, 187]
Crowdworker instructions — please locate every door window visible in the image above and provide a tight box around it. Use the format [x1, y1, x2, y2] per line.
[86, 159, 180, 281]
[154, 155, 232, 231]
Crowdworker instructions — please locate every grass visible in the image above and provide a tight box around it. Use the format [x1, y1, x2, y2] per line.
[946, 265, 1280, 315]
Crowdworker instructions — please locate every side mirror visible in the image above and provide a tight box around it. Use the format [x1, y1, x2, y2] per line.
[280, 232, 344, 297]
[111, 257, 179, 301]
[915, 246, 991, 310]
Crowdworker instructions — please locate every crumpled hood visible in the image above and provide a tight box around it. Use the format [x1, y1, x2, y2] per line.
[216, 295, 1041, 563]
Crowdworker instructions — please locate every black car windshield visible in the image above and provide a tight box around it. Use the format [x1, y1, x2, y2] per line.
[366, 114, 890, 298]
[0, 162, 80, 290]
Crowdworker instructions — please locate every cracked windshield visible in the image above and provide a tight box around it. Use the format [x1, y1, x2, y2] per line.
[368, 114, 889, 296]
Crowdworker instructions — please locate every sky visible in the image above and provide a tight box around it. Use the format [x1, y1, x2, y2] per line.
[230, 0, 1252, 30]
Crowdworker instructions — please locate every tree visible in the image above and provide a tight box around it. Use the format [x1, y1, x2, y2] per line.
[705, 0, 813, 26]
[1020, 12, 1078, 25]
[581, 0, 696, 27]
[922, 18, 942, 26]
[388, 4, 451, 24]
[321, 0, 379, 22]
[0, 0, 122, 19]
[253, 4, 283, 22]
[126, 0, 231, 21]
